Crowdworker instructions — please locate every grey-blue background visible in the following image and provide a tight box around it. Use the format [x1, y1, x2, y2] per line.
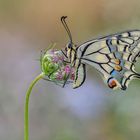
[0, 0, 140, 139]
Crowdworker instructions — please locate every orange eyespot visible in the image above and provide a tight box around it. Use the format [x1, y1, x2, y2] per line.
[114, 65, 122, 71]
[108, 79, 117, 89]
[114, 59, 120, 65]
[111, 59, 120, 65]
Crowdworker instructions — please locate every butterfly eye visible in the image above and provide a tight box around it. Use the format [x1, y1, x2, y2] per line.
[67, 43, 72, 48]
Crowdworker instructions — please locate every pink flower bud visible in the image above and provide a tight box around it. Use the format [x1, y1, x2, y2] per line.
[52, 56, 59, 63]
[64, 65, 71, 74]
[56, 71, 63, 80]
[70, 68, 75, 80]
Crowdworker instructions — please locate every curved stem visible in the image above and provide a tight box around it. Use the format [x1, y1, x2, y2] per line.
[24, 73, 44, 140]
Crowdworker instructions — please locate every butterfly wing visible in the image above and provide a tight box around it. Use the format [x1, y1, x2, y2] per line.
[73, 30, 140, 90]
[73, 59, 86, 88]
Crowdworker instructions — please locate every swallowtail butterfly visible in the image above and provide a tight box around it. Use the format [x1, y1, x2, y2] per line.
[61, 16, 140, 90]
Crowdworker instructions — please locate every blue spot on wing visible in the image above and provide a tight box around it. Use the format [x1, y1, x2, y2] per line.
[120, 60, 125, 66]
[110, 46, 117, 52]
[114, 52, 122, 59]
[111, 69, 124, 83]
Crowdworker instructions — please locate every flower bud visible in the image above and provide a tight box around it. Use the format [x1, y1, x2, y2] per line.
[41, 49, 64, 76]
[40, 47, 75, 86]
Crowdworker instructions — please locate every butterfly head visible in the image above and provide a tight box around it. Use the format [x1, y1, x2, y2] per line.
[65, 42, 76, 51]
[67, 42, 73, 49]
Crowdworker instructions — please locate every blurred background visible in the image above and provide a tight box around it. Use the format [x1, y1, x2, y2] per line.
[0, 0, 140, 140]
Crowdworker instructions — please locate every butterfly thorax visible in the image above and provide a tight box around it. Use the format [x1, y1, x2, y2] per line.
[65, 43, 77, 66]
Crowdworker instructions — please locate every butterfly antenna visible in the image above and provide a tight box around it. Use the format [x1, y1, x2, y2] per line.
[61, 16, 73, 44]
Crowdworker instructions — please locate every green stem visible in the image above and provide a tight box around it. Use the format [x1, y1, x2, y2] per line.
[24, 73, 44, 140]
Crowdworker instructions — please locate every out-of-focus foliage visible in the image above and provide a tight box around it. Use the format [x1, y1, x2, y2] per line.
[0, 0, 140, 140]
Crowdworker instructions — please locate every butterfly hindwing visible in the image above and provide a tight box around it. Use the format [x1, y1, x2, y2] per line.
[75, 30, 140, 90]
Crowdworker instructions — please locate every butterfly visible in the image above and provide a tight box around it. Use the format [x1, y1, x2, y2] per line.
[60, 16, 140, 90]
